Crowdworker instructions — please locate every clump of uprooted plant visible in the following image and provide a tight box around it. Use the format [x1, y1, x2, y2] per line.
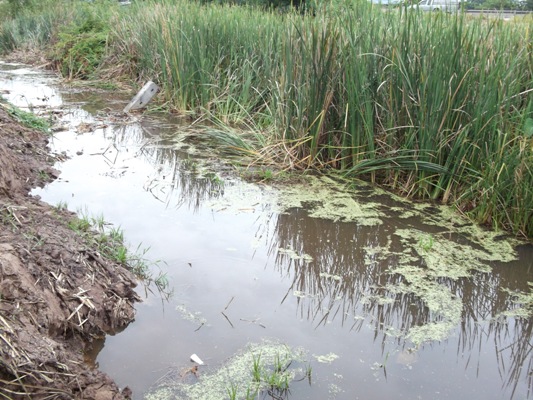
[1, 0, 532, 237]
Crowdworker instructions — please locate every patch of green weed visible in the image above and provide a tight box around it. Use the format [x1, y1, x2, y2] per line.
[500, 283, 533, 319]
[3, 103, 50, 133]
[146, 340, 310, 400]
[51, 11, 110, 79]
[0, 204, 21, 231]
[66, 208, 171, 297]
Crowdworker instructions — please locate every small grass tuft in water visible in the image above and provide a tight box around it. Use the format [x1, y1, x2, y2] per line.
[226, 384, 238, 400]
[66, 208, 171, 297]
[228, 349, 310, 399]
[251, 352, 262, 383]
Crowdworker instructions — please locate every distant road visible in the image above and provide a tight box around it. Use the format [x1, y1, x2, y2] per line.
[465, 9, 532, 18]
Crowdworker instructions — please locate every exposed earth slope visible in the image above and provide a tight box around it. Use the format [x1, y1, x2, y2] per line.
[0, 103, 139, 399]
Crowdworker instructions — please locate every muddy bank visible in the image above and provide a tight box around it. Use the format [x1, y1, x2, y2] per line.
[0, 102, 140, 398]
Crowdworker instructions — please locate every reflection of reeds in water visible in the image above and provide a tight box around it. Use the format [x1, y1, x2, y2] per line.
[111, 122, 224, 211]
[267, 207, 533, 397]
[272, 208, 426, 334]
[143, 143, 224, 211]
[456, 268, 533, 398]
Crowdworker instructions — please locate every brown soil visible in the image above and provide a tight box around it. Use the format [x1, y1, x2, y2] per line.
[0, 103, 140, 398]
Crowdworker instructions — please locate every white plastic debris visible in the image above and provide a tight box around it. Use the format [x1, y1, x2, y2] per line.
[190, 353, 204, 365]
[123, 81, 159, 113]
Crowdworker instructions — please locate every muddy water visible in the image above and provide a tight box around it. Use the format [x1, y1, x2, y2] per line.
[1, 62, 532, 400]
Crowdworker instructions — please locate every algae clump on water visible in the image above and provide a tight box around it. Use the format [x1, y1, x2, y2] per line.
[500, 282, 533, 319]
[145, 341, 308, 400]
[384, 228, 520, 346]
[274, 174, 524, 346]
[277, 175, 383, 225]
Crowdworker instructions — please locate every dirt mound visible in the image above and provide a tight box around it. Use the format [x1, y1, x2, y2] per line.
[0, 104, 140, 399]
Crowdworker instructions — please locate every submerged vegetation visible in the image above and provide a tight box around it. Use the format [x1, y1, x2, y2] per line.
[0, 0, 532, 237]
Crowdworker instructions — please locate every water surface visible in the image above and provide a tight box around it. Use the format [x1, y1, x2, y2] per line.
[1, 61, 531, 400]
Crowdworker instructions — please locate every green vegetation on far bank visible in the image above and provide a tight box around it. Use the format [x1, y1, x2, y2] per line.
[0, 0, 532, 237]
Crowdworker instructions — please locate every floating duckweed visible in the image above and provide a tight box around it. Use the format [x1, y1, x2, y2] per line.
[275, 170, 526, 350]
[328, 383, 344, 396]
[361, 294, 396, 306]
[394, 228, 507, 277]
[363, 239, 392, 266]
[384, 326, 402, 338]
[407, 322, 457, 345]
[209, 180, 275, 214]
[145, 341, 308, 400]
[320, 273, 342, 281]
[383, 226, 519, 345]
[175, 304, 208, 326]
[277, 176, 383, 225]
[313, 352, 339, 363]
[419, 205, 520, 261]
[390, 206, 420, 219]
[205, 156, 524, 351]
[278, 247, 313, 262]
[417, 234, 434, 252]
[145, 387, 174, 400]
[500, 283, 533, 319]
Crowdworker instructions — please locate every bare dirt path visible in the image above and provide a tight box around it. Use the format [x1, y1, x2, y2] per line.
[0, 103, 140, 399]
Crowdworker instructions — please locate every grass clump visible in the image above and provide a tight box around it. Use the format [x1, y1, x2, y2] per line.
[0, 0, 34, 20]
[0, 204, 22, 232]
[0, 102, 50, 132]
[231, 349, 312, 398]
[0, 0, 67, 54]
[147, 341, 310, 400]
[51, 11, 110, 79]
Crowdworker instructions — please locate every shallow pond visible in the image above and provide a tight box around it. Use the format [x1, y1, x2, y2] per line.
[1, 61, 532, 400]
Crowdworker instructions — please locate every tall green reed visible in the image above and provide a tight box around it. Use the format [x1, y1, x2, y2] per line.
[0, 1, 66, 53]
[111, 0, 530, 235]
[1, 0, 531, 235]
[112, 0, 284, 121]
